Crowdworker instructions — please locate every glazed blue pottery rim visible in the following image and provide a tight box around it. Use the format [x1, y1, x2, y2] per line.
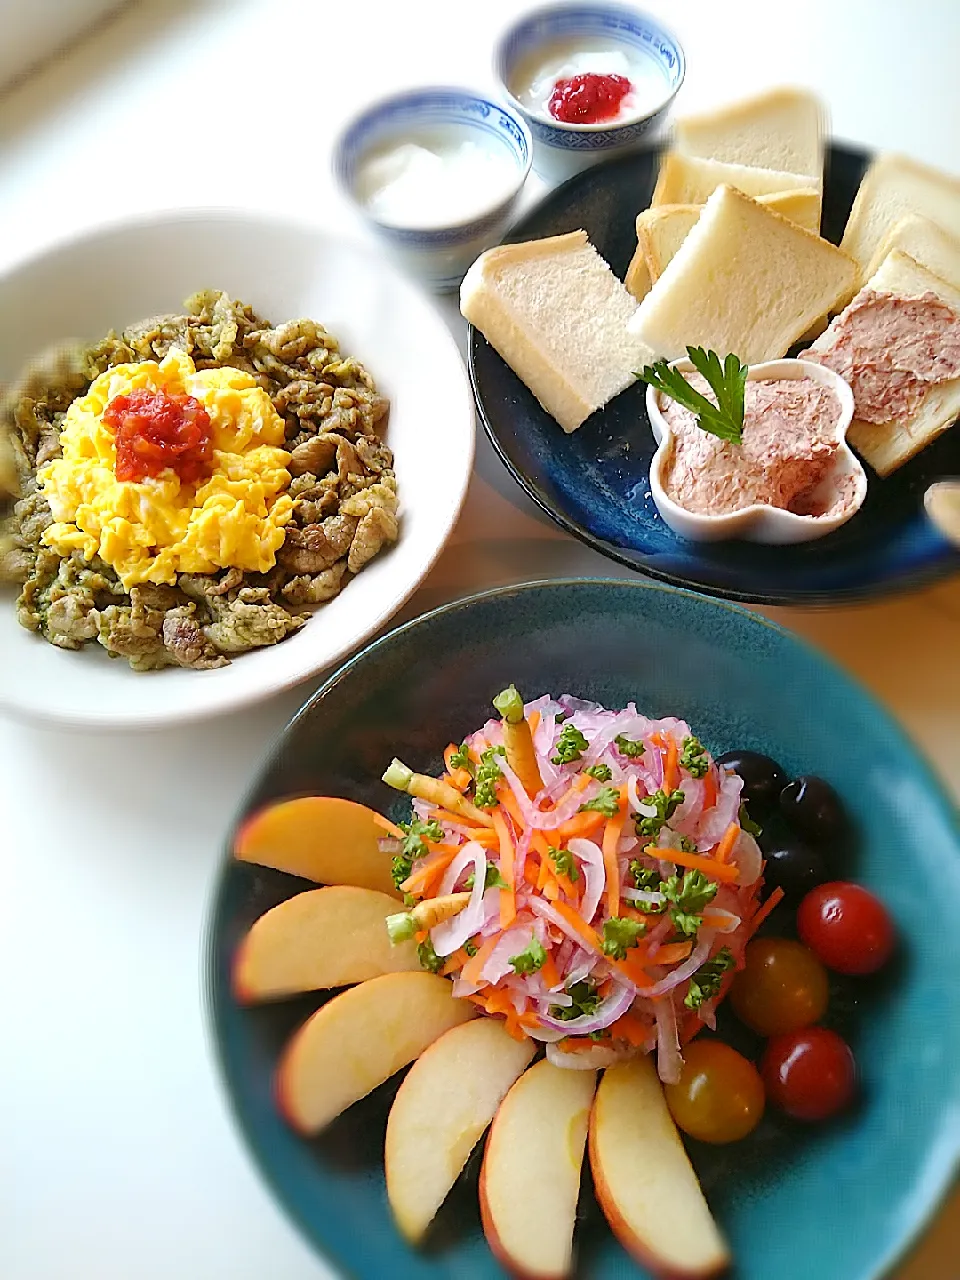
[205, 577, 960, 1280]
[467, 143, 960, 605]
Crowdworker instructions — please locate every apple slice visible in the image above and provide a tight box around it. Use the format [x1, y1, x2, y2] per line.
[233, 886, 420, 1004]
[385, 1019, 535, 1243]
[479, 1059, 597, 1280]
[589, 1057, 730, 1278]
[233, 796, 399, 896]
[276, 971, 475, 1134]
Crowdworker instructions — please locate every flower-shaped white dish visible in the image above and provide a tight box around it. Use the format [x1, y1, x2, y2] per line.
[646, 358, 866, 544]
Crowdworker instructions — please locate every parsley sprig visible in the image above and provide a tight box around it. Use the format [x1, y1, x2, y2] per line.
[550, 980, 601, 1022]
[602, 916, 647, 960]
[509, 937, 546, 975]
[552, 722, 589, 764]
[392, 817, 445, 890]
[464, 860, 510, 891]
[637, 347, 748, 444]
[579, 785, 621, 818]
[548, 845, 580, 882]
[684, 946, 735, 1009]
[474, 746, 504, 810]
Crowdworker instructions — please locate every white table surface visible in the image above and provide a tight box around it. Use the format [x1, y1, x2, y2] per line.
[2, 2, 958, 1277]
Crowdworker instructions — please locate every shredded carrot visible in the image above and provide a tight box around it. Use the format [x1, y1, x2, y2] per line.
[493, 809, 517, 928]
[461, 934, 500, 986]
[602, 802, 627, 918]
[518, 1010, 541, 1030]
[555, 1037, 601, 1053]
[503, 1017, 528, 1042]
[372, 812, 406, 839]
[748, 886, 785, 937]
[440, 946, 471, 976]
[414, 929, 427, 944]
[714, 822, 740, 864]
[426, 810, 499, 845]
[523, 857, 540, 887]
[543, 878, 560, 901]
[552, 900, 602, 952]
[651, 940, 693, 965]
[554, 871, 579, 901]
[498, 787, 524, 828]
[663, 735, 680, 793]
[611, 955, 655, 988]
[702, 768, 719, 811]
[541, 950, 561, 991]
[649, 843, 740, 884]
[553, 809, 605, 843]
[399, 845, 459, 895]
[609, 1012, 650, 1046]
[619, 905, 651, 925]
[445, 768, 473, 792]
[443, 743, 459, 773]
[530, 831, 552, 856]
[537, 848, 551, 891]
[528, 711, 541, 735]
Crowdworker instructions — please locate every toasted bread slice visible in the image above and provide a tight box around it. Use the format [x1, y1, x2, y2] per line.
[806, 250, 960, 475]
[628, 185, 858, 364]
[674, 87, 825, 178]
[652, 153, 819, 210]
[862, 212, 960, 289]
[840, 153, 960, 275]
[460, 230, 652, 433]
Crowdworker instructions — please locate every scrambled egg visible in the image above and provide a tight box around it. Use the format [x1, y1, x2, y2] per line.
[39, 349, 295, 589]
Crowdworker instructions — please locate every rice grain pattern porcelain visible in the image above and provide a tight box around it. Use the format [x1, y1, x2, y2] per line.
[334, 87, 533, 292]
[647, 359, 867, 544]
[494, 2, 684, 179]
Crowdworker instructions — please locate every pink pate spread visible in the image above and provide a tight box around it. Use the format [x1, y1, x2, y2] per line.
[660, 375, 844, 517]
[802, 289, 960, 424]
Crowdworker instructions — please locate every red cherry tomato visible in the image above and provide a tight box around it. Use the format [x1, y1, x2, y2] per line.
[729, 937, 829, 1037]
[761, 1027, 857, 1121]
[797, 882, 895, 975]
[664, 1040, 765, 1144]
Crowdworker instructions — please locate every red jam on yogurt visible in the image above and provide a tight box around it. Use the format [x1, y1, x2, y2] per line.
[548, 72, 633, 124]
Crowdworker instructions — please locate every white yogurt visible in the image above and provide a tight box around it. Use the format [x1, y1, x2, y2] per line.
[355, 130, 520, 229]
[511, 39, 668, 124]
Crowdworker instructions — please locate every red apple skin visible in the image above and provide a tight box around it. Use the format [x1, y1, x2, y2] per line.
[587, 1096, 729, 1280]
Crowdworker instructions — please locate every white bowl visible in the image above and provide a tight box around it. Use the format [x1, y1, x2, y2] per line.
[646, 358, 867, 544]
[0, 211, 475, 729]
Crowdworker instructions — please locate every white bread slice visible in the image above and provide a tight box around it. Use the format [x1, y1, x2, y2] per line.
[627, 185, 858, 364]
[840, 153, 960, 275]
[652, 153, 819, 209]
[624, 189, 821, 302]
[862, 212, 960, 289]
[674, 87, 825, 178]
[460, 231, 652, 433]
[807, 250, 960, 475]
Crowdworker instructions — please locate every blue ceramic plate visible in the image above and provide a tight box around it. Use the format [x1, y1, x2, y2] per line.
[206, 579, 960, 1280]
[467, 146, 960, 604]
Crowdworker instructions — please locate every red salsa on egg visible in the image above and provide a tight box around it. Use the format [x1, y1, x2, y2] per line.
[104, 387, 213, 484]
[548, 72, 633, 124]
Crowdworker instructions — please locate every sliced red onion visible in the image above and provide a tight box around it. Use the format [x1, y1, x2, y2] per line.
[567, 837, 605, 923]
[478, 893, 504, 937]
[430, 841, 487, 957]
[565, 948, 599, 987]
[733, 830, 763, 886]
[523, 1023, 570, 1044]
[546, 1041, 637, 1070]
[655, 995, 682, 1084]
[643, 914, 675, 959]
[558, 695, 604, 716]
[623, 887, 667, 908]
[641, 932, 715, 999]
[538, 980, 635, 1034]
[513, 822, 534, 895]
[529, 896, 592, 949]
[496, 755, 585, 831]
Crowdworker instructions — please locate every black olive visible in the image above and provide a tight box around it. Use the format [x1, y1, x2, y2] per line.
[761, 838, 828, 897]
[779, 775, 847, 843]
[715, 750, 788, 810]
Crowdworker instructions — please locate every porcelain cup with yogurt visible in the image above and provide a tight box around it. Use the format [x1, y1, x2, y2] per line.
[334, 87, 532, 292]
[494, 2, 685, 181]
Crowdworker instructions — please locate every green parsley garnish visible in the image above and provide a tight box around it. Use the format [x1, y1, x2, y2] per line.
[629, 861, 661, 891]
[615, 733, 645, 758]
[417, 938, 444, 974]
[449, 741, 473, 772]
[662, 869, 719, 937]
[684, 947, 735, 1009]
[391, 817, 445, 889]
[584, 762, 613, 781]
[550, 980, 601, 1021]
[579, 785, 621, 818]
[678, 835, 697, 853]
[463, 939, 478, 958]
[637, 347, 748, 444]
[679, 735, 709, 779]
[552, 722, 589, 764]
[464, 860, 510, 891]
[474, 746, 505, 810]
[739, 802, 762, 838]
[548, 845, 580, 882]
[635, 788, 685, 838]
[509, 937, 547, 975]
[602, 916, 647, 960]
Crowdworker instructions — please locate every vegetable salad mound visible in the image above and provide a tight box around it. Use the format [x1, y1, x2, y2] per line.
[382, 690, 783, 1083]
[0, 291, 398, 670]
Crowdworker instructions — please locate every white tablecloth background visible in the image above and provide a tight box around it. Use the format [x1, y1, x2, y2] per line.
[2, 3, 958, 1276]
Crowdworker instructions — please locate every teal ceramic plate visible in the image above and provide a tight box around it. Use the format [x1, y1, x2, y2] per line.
[205, 579, 960, 1280]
